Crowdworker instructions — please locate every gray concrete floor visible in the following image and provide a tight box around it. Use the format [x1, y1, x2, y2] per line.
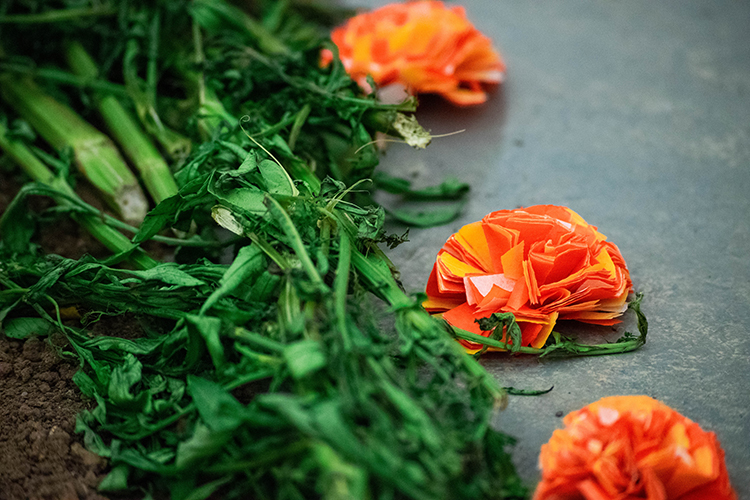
[347, 0, 750, 494]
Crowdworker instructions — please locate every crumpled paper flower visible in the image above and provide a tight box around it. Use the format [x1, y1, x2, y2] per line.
[423, 205, 632, 351]
[534, 396, 737, 500]
[321, 0, 505, 106]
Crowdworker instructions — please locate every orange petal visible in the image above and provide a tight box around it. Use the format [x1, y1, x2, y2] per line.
[500, 241, 525, 280]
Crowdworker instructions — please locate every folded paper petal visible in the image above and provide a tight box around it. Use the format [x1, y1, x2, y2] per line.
[534, 396, 737, 500]
[424, 205, 633, 351]
[321, 1, 505, 105]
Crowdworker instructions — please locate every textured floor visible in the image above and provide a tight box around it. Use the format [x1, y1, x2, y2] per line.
[350, 0, 750, 494]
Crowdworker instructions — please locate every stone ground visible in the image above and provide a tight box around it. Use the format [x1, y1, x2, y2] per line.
[356, 0, 750, 495]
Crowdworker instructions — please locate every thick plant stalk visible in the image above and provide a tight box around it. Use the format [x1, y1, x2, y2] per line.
[65, 42, 179, 204]
[0, 122, 157, 270]
[0, 75, 149, 224]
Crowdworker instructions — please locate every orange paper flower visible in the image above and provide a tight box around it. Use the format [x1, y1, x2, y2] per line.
[535, 396, 737, 500]
[321, 1, 505, 106]
[423, 205, 632, 351]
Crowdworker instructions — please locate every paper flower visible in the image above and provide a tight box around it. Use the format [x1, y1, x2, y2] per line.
[534, 396, 737, 500]
[321, 1, 505, 106]
[423, 205, 632, 351]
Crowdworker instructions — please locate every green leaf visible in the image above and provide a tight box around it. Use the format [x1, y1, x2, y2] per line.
[476, 312, 523, 355]
[122, 264, 206, 288]
[81, 336, 164, 356]
[72, 371, 100, 398]
[132, 195, 181, 244]
[266, 134, 294, 157]
[388, 200, 466, 228]
[0, 185, 37, 253]
[113, 447, 172, 474]
[97, 464, 130, 491]
[200, 244, 264, 314]
[283, 339, 327, 379]
[187, 375, 245, 432]
[3, 317, 53, 339]
[245, 271, 281, 302]
[180, 475, 232, 500]
[218, 187, 267, 215]
[258, 158, 299, 196]
[75, 413, 111, 458]
[108, 354, 150, 411]
[236, 151, 258, 174]
[503, 386, 554, 396]
[0, 298, 22, 326]
[373, 172, 410, 194]
[374, 172, 469, 201]
[313, 443, 369, 500]
[175, 422, 233, 469]
[186, 314, 225, 369]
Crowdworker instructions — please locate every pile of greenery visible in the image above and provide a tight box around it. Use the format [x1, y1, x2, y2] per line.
[1, 148, 527, 499]
[0, 1, 528, 499]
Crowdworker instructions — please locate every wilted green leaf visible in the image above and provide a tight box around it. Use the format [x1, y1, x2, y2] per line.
[108, 354, 150, 411]
[97, 464, 130, 491]
[3, 317, 53, 339]
[374, 172, 469, 201]
[175, 422, 233, 469]
[388, 200, 466, 228]
[187, 375, 246, 432]
[186, 314, 225, 369]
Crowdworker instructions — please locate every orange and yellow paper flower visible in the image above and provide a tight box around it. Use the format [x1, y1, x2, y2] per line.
[423, 205, 632, 351]
[322, 1, 505, 106]
[535, 396, 737, 500]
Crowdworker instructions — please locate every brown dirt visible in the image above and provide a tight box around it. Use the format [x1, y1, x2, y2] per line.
[0, 334, 110, 500]
[1, 171, 157, 499]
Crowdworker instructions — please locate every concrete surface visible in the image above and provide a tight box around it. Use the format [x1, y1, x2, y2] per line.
[348, 0, 750, 494]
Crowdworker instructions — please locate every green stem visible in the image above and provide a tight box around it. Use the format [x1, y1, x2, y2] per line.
[286, 157, 321, 195]
[247, 232, 291, 270]
[0, 123, 55, 186]
[264, 195, 326, 289]
[146, 10, 161, 107]
[453, 293, 648, 358]
[0, 123, 157, 269]
[204, 441, 308, 474]
[0, 6, 117, 24]
[334, 231, 352, 350]
[287, 104, 311, 152]
[0, 75, 149, 224]
[452, 329, 544, 355]
[0, 62, 128, 96]
[232, 327, 285, 354]
[66, 41, 179, 204]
